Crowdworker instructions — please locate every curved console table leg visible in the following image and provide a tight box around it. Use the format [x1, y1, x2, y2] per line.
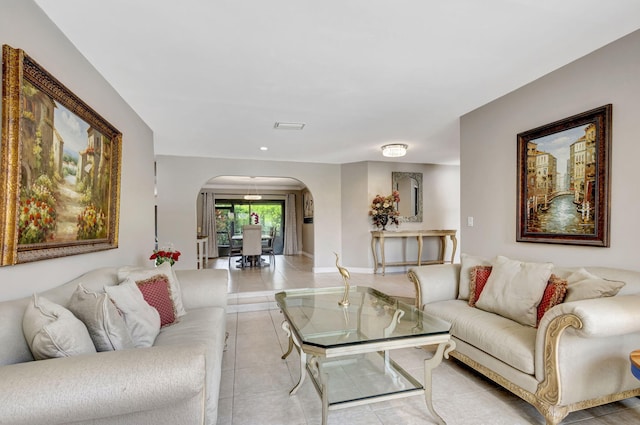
[449, 234, 458, 264]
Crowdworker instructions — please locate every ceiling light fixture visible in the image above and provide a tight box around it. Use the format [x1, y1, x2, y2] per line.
[274, 122, 305, 130]
[381, 143, 408, 158]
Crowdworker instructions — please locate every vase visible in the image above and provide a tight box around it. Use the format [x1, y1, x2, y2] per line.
[379, 214, 388, 231]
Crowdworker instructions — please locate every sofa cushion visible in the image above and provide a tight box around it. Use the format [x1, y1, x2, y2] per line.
[105, 278, 161, 347]
[469, 265, 492, 307]
[564, 277, 625, 302]
[135, 274, 177, 327]
[67, 284, 134, 351]
[425, 299, 537, 375]
[22, 294, 97, 360]
[536, 275, 567, 326]
[118, 262, 186, 317]
[458, 254, 490, 301]
[475, 256, 553, 327]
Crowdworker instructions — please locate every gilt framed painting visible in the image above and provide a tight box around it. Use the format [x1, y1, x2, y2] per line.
[516, 104, 611, 247]
[1, 45, 122, 265]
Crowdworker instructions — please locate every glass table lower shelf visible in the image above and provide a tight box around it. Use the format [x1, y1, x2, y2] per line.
[307, 351, 424, 407]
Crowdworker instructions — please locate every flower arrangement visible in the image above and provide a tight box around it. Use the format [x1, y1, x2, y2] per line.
[250, 212, 259, 224]
[150, 246, 181, 266]
[369, 191, 400, 229]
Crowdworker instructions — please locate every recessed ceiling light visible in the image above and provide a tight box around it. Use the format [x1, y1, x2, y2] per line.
[260, 146, 268, 151]
[274, 122, 305, 130]
[381, 143, 408, 157]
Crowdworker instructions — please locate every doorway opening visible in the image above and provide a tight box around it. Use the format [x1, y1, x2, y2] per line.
[215, 199, 284, 256]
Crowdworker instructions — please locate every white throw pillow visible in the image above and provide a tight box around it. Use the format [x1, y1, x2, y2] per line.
[105, 278, 161, 348]
[458, 253, 491, 301]
[566, 268, 600, 284]
[564, 269, 625, 302]
[67, 284, 134, 351]
[475, 256, 553, 327]
[22, 294, 97, 360]
[118, 263, 186, 317]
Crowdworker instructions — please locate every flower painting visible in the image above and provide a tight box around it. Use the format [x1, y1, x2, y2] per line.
[1, 45, 122, 265]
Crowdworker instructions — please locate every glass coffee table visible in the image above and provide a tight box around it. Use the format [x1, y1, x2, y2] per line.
[276, 286, 455, 425]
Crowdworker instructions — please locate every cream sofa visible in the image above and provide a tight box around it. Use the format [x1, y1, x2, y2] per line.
[0, 266, 229, 425]
[408, 259, 640, 425]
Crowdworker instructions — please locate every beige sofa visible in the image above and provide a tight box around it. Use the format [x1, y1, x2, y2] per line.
[408, 259, 640, 425]
[0, 266, 228, 425]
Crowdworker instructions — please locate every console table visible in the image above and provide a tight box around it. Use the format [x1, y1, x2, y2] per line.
[371, 229, 457, 275]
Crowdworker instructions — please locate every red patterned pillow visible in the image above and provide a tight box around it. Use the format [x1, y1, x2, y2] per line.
[135, 274, 177, 327]
[469, 265, 492, 307]
[536, 274, 567, 327]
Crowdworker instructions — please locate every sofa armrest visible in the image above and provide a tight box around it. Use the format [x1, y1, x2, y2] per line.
[534, 295, 640, 405]
[176, 269, 228, 310]
[539, 294, 640, 338]
[0, 344, 206, 425]
[408, 264, 461, 309]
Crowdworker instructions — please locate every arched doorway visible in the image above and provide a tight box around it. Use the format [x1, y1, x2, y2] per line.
[196, 175, 312, 260]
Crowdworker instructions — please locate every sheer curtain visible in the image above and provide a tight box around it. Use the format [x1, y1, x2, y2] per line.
[201, 192, 218, 258]
[284, 193, 299, 255]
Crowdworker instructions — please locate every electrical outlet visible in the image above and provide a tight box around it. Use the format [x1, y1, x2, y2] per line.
[467, 216, 474, 227]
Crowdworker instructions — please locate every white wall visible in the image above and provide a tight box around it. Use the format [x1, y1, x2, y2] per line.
[460, 29, 640, 269]
[340, 161, 460, 271]
[155, 155, 341, 272]
[0, 0, 156, 301]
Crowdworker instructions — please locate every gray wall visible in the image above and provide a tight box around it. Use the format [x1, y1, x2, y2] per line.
[460, 29, 640, 269]
[0, 0, 156, 301]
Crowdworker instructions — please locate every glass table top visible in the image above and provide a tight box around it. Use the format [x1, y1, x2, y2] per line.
[275, 286, 451, 349]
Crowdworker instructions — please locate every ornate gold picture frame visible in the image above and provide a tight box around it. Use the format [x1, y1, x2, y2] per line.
[1, 45, 121, 265]
[516, 104, 611, 247]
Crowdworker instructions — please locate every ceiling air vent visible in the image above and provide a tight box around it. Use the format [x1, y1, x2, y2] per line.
[274, 122, 305, 130]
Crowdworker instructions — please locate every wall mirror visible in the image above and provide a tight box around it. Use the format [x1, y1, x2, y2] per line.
[392, 172, 423, 222]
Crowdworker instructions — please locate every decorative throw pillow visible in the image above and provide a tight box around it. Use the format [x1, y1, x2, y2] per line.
[135, 274, 177, 327]
[458, 254, 491, 301]
[565, 267, 600, 284]
[468, 265, 492, 307]
[22, 294, 97, 360]
[105, 278, 161, 347]
[118, 263, 186, 317]
[564, 278, 625, 303]
[67, 284, 135, 351]
[536, 274, 568, 326]
[475, 256, 554, 327]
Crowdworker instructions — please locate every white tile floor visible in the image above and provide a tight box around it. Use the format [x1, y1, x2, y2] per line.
[211, 255, 640, 424]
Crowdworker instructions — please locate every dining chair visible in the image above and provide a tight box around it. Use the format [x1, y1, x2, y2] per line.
[241, 225, 263, 267]
[228, 229, 243, 268]
[261, 226, 276, 266]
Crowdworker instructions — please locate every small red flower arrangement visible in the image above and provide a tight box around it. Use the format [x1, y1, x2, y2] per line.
[150, 246, 181, 266]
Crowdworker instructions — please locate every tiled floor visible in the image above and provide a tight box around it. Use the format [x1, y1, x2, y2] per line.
[210, 255, 640, 424]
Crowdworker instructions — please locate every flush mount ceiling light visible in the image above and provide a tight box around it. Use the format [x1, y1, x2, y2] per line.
[381, 143, 408, 158]
[274, 122, 305, 130]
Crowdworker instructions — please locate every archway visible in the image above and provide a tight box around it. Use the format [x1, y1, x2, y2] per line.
[195, 175, 314, 262]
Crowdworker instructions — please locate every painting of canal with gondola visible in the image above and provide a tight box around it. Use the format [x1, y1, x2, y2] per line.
[517, 105, 611, 247]
[1, 45, 121, 264]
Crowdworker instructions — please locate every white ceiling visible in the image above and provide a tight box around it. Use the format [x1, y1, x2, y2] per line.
[34, 0, 640, 165]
